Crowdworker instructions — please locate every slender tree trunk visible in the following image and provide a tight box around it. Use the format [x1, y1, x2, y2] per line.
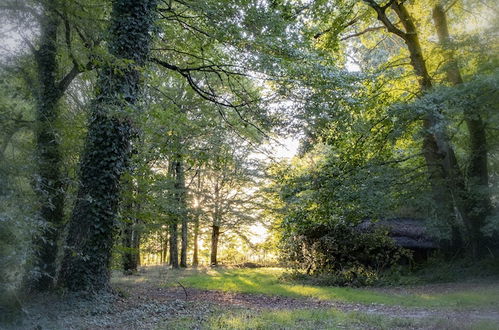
[133, 230, 140, 267]
[192, 172, 201, 267]
[433, 4, 490, 257]
[32, 6, 65, 290]
[210, 224, 220, 266]
[159, 234, 163, 264]
[162, 230, 168, 264]
[169, 222, 179, 268]
[122, 218, 140, 274]
[167, 159, 180, 268]
[210, 179, 221, 266]
[58, 0, 157, 292]
[192, 209, 200, 267]
[175, 159, 188, 268]
[180, 219, 188, 267]
[121, 176, 140, 274]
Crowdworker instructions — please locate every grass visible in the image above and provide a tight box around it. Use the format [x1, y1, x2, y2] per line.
[161, 267, 499, 309]
[158, 307, 498, 330]
[380, 257, 499, 285]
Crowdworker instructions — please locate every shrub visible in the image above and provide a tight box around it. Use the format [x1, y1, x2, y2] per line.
[280, 222, 411, 286]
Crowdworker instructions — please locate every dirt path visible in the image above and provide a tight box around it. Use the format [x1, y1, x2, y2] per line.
[8, 273, 499, 329]
[117, 279, 499, 322]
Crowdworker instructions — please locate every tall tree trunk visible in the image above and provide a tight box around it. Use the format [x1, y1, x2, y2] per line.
[121, 176, 140, 274]
[210, 224, 220, 266]
[210, 180, 221, 266]
[122, 218, 140, 274]
[133, 229, 140, 267]
[32, 6, 65, 291]
[162, 230, 168, 264]
[180, 217, 188, 267]
[192, 209, 200, 267]
[169, 222, 179, 268]
[168, 159, 180, 268]
[433, 4, 490, 257]
[175, 159, 188, 268]
[159, 233, 163, 264]
[192, 172, 201, 267]
[58, 0, 157, 292]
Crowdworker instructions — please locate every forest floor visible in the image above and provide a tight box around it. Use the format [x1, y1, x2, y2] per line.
[8, 266, 499, 329]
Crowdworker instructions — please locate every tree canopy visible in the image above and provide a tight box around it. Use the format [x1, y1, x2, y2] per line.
[0, 0, 498, 322]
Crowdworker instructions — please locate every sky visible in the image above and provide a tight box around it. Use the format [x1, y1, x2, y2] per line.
[269, 136, 300, 159]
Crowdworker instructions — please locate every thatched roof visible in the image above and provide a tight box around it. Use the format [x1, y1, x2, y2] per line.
[357, 218, 438, 249]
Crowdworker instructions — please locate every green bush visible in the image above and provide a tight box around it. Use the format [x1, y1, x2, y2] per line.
[280, 223, 411, 286]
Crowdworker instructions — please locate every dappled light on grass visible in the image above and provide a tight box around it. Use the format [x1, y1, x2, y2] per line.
[160, 307, 498, 330]
[160, 267, 499, 309]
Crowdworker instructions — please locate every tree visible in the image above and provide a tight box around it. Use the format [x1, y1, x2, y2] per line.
[361, 0, 470, 252]
[303, 0, 498, 258]
[176, 158, 189, 268]
[121, 175, 141, 274]
[1, 0, 97, 290]
[59, 0, 158, 292]
[0, 69, 36, 321]
[191, 171, 204, 267]
[167, 161, 180, 268]
[200, 139, 261, 266]
[432, 3, 491, 255]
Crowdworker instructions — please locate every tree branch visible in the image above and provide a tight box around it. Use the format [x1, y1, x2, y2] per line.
[340, 25, 385, 40]
[363, 0, 407, 39]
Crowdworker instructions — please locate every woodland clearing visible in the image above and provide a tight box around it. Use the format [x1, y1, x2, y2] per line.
[10, 266, 499, 329]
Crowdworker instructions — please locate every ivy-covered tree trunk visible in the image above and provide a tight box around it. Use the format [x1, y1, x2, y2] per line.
[32, 7, 65, 291]
[433, 4, 490, 257]
[58, 0, 157, 292]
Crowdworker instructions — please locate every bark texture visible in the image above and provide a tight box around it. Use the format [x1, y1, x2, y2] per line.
[59, 0, 157, 291]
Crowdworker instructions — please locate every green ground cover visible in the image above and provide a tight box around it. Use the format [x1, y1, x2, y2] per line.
[159, 307, 499, 330]
[163, 267, 499, 309]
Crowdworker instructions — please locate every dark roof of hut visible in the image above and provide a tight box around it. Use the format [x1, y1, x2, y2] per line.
[357, 218, 439, 249]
